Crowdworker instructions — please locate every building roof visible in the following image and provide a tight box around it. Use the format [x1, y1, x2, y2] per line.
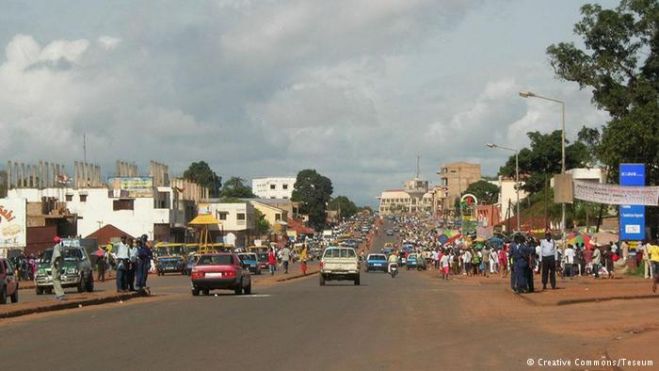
[85, 225, 134, 246]
[287, 218, 314, 235]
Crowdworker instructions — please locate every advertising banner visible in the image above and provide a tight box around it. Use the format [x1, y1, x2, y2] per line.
[108, 177, 154, 198]
[620, 163, 646, 241]
[573, 181, 659, 206]
[0, 198, 27, 250]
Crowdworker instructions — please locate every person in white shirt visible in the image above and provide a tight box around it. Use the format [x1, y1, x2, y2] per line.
[563, 245, 576, 278]
[463, 250, 472, 276]
[431, 250, 439, 270]
[490, 248, 498, 273]
[540, 231, 557, 290]
[115, 236, 130, 293]
[440, 252, 450, 280]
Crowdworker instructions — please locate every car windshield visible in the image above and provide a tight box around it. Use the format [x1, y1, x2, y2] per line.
[323, 249, 356, 258]
[197, 255, 233, 266]
[40, 248, 83, 264]
[239, 254, 256, 261]
[257, 253, 268, 261]
[368, 255, 386, 261]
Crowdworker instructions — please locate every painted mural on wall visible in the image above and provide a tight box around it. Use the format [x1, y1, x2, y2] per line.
[0, 198, 27, 250]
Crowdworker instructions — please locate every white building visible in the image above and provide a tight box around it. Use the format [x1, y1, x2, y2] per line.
[252, 177, 296, 199]
[378, 178, 433, 216]
[6, 187, 182, 241]
[488, 177, 529, 220]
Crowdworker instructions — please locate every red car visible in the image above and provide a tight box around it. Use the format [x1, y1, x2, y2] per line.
[0, 258, 19, 304]
[190, 253, 252, 296]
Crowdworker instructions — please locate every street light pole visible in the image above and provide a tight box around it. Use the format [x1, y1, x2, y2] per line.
[519, 90, 566, 242]
[486, 143, 520, 232]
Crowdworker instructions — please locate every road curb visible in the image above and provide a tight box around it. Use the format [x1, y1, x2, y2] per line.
[0, 291, 145, 319]
[276, 270, 319, 282]
[515, 292, 659, 307]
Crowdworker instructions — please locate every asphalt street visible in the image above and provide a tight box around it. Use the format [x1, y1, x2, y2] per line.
[0, 229, 586, 371]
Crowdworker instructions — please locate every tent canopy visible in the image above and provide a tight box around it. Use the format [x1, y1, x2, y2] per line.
[189, 214, 221, 226]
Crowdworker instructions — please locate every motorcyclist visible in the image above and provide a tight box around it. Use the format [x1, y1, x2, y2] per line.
[388, 251, 399, 274]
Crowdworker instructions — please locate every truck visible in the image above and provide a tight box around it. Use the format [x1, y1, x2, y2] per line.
[319, 246, 360, 286]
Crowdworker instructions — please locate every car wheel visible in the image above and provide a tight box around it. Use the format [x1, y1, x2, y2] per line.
[354, 275, 360, 286]
[86, 274, 94, 292]
[192, 287, 200, 296]
[36, 287, 43, 295]
[10, 287, 18, 303]
[244, 282, 252, 295]
[46, 288, 53, 295]
[77, 275, 85, 293]
[407, 266, 410, 270]
[319, 275, 326, 286]
[202, 289, 210, 296]
[0, 287, 6, 304]
[234, 281, 243, 295]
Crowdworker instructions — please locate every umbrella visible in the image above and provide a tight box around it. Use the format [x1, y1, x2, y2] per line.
[94, 248, 105, 257]
[567, 232, 592, 248]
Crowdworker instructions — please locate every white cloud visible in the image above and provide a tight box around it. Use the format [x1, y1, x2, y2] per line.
[97, 36, 121, 50]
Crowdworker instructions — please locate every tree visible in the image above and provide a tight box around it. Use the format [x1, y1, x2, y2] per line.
[547, 0, 659, 233]
[462, 180, 500, 205]
[183, 161, 222, 197]
[291, 169, 333, 231]
[220, 177, 256, 198]
[255, 209, 271, 236]
[328, 196, 359, 220]
[498, 130, 590, 193]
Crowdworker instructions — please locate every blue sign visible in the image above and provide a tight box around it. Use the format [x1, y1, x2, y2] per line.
[620, 163, 645, 241]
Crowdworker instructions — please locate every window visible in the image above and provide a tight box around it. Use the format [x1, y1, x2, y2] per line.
[283, 184, 288, 190]
[79, 194, 87, 202]
[197, 255, 233, 265]
[237, 213, 246, 220]
[218, 212, 228, 221]
[65, 194, 73, 202]
[113, 199, 134, 211]
[270, 184, 276, 190]
[275, 213, 281, 221]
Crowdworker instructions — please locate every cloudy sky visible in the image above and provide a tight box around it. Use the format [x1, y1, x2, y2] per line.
[0, 0, 616, 206]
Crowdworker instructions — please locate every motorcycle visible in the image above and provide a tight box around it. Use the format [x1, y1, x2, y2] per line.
[389, 263, 398, 278]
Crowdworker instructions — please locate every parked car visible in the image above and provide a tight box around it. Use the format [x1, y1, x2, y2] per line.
[0, 258, 19, 304]
[237, 253, 261, 275]
[405, 253, 427, 271]
[365, 254, 388, 273]
[35, 241, 94, 295]
[156, 256, 186, 275]
[256, 252, 269, 271]
[190, 253, 252, 296]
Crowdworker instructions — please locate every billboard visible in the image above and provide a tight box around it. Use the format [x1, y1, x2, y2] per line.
[620, 163, 645, 241]
[108, 177, 154, 198]
[0, 198, 27, 250]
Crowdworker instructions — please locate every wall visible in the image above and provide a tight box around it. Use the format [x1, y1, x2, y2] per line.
[252, 177, 296, 199]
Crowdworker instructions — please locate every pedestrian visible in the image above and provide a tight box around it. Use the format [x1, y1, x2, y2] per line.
[300, 244, 308, 275]
[641, 240, 653, 279]
[268, 248, 277, 275]
[51, 238, 65, 301]
[592, 245, 602, 279]
[280, 244, 291, 274]
[440, 249, 450, 280]
[539, 231, 557, 290]
[463, 249, 472, 276]
[649, 240, 659, 293]
[115, 235, 130, 293]
[499, 246, 508, 278]
[604, 245, 614, 279]
[563, 244, 575, 278]
[135, 236, 151, 292]
[510, 234, 529, 293]
[96, 247, 107, 282]
[482, 246, 490, 277]
[127, 238, 138, 291]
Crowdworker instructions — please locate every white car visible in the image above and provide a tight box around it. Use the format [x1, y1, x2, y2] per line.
[320, 247, 360, 286]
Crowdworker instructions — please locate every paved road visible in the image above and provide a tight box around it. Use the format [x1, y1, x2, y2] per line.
[0, 225, 591, 371]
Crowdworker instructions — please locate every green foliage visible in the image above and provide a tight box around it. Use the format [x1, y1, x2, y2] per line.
[328, 196, 358, 220]
[220, 177, 256, 198]
[183, 161, 222, 197]
[498, 130, 590, 193]
[255, 209, 271, 235]
[547, 0, 659, 233]
[462, 180, 500, 205]
[291, 169, 333, 231]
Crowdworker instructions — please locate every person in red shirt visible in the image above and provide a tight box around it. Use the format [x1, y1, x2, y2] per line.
[267, 248, 277, 276]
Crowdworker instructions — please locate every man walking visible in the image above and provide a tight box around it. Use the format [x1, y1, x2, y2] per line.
[115, 236, 130, 293]
[280, 245, 291, 274]
[540, 231, 557, 290]
[51, 238, 65, 300]
[127, 238, 138, 291]
[648, 240, 659, 293]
